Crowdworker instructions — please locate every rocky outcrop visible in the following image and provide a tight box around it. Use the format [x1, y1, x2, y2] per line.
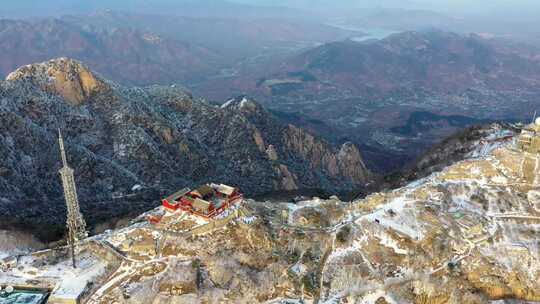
[222, 96, 372, 190]
[0, 59, 371, 241]
[337, 142, 369, 182]
[283, 125, 369, 184]
[6, 58, 107, 105]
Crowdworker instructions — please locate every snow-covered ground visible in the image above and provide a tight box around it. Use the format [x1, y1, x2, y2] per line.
[3, 141, 539, 303]
[359, 195, 425, 241]
[4, 251, 107, 302]
[52, 255, 106, 299]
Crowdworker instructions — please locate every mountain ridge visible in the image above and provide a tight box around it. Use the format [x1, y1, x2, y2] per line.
[0, 18, 221, 86]
[0, 58, 371, 241]
[2, 119, 540, 303]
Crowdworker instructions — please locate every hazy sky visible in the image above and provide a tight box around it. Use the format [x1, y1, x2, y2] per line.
[413, 0, 540, 13]
[230, 0, 540, 14]
[2, 0, 539, 18]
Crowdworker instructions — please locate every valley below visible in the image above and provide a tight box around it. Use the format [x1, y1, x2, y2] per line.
[192, 30, 540, 172]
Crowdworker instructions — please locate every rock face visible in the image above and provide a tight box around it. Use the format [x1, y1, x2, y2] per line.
[283, 125, 369, 183]
[6, 58, 107, 105]
[4, 134, 539, 303]
[0, 59, 371, 240]
[220, 96, 371, 191]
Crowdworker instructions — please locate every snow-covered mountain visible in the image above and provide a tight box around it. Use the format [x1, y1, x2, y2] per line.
[2, 121, 539, 303]
[0, 58, 371, 241]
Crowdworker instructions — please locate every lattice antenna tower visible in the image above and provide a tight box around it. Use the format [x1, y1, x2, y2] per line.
[58, 129, 87, 268]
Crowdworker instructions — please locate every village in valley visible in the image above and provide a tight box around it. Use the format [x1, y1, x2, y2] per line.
[1, 119, 540, 303]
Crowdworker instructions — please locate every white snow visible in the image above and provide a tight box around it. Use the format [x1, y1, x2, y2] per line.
[358, 290, 398, 304]
[490, 174, 508, 184]
[448, 193, 483, 215]
[240, 97, 250, 108]
[241, 216, 257, 224]
[468, 129, 514, 159]
[328, 238, 365, 261]
[214, 203, 240, 220]
[359, 196, 425, 241]
[265, 299, 303, 304]
[368, 216, 424, 240]
[5, 253, 106, 301]
[329, 244, 359, 260]
[151, 231, 161, 239]
[289, 262, 307, 276]
[53, 257, 106, 298]
[374, 232, 408, 255]
[162, 209, 209, 226]
[403, 175, 432, 189]
[220, 99, 235, 108]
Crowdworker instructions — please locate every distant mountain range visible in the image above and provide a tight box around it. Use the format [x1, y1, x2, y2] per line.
[197, 30, 540, 171]
[223, 30, 539, 96]
[228, 0, 418, 12]
[0, 13, 354, 86]
[1, 0, 303, 18]
[60, 10, 354, 60]
[0, 19, 222, 85]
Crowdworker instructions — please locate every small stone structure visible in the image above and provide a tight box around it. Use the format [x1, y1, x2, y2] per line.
[517, 117, 540, 153]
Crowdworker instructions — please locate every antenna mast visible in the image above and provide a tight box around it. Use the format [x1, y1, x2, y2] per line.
[58, 129, 87, 268]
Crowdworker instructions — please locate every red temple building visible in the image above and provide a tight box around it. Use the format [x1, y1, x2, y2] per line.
[162, 184, 243, 219]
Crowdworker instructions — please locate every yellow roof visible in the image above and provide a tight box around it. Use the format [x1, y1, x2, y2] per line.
[217, 184, 235, 196]
[193, 198, 211, 211]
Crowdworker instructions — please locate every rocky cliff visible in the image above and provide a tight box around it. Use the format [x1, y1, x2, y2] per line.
[221, 97, 370, 190]
[6, 57, 108, 105]
[0, 58, 371, 240]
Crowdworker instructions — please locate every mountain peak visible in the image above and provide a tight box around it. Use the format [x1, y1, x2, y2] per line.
[221, 95, 264, 113]
[6, 57, 107, 105]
